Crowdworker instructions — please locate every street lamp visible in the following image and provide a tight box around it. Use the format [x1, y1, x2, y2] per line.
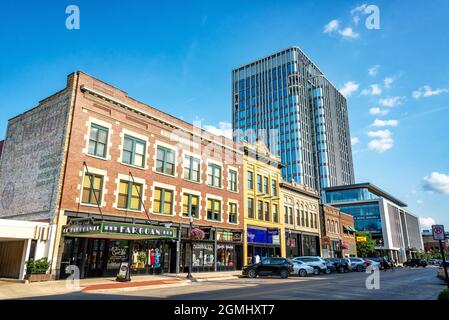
[187, 216, 194, 280]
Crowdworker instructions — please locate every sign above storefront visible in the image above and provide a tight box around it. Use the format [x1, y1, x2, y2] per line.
[62, 219, 177, 239]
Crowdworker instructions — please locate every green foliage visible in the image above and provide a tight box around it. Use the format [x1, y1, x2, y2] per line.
[355, 231, 377, 257]
[116, 273, 126, 279]
[26, 258, 50, 274]
[417, 249, 449, 260]
[438, 288, 449, 300]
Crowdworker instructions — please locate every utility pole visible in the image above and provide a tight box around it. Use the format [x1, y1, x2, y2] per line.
[432, 225, 449, 288]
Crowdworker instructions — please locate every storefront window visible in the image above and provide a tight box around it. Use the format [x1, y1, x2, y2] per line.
[217, 244, 235, 270]
[192, 243, 215, 271]
[106, 240, 129, 274]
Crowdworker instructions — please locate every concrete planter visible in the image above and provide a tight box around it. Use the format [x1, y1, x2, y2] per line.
[24, 273, 51, 283]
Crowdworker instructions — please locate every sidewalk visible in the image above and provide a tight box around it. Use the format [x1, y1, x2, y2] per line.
[0, 271, 241, 299]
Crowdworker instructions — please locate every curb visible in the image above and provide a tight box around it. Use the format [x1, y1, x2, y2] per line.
[82, 276, 240, 294]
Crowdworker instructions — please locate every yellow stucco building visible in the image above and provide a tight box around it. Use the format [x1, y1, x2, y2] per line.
[241, 141, 285, 265]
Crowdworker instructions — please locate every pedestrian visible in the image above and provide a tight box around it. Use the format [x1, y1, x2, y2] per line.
[390, 258, 395, 271]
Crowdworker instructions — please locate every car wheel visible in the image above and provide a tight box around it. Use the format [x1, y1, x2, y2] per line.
[247, 269, 257, 278]
[299, 269, 307, 277]
[313, 266, 321, 275]
[324, 268, 331, 274]
[280, 269, 289, 279]
[357, 265, 364, 272]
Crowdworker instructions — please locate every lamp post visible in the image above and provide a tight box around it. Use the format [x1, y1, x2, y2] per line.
[187, 216, 194, 280]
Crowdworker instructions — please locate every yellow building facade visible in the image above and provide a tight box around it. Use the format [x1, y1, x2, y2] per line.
[242, 142, 285, 265]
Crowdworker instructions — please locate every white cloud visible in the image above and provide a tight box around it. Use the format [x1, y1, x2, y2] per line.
[338, 27, 360, 39]
[324, 19, 340, 33]
[368, 65, 380, 76]
[339, 81, 359, 98]
[367, 128, 394, 153]
[351, 137, 360, 146]
[368, 138, 394, 153]
[368, 129, 392, 139]
[361, 84, 382, 96]
[369, 107, 389, 116]
[419, 217, 436, 230]
[417, 199, 423, 204]
[412, 85, 449, 99]
[371, 119, 399, 127]
[351, 4, 368, 15]
[423, 172, 449, 195]
[203, 121, 233, 139]
[379, 96, 405, 107]
[383, 77, 394, 88]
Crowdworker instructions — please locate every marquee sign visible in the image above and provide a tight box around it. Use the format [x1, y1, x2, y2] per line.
[62, 218, 177, 239]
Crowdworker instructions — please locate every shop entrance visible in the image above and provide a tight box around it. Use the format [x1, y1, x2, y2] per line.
[247, 244, 281, 264]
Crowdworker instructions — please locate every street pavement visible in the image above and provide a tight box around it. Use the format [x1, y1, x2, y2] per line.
[21, 267, 446, 300]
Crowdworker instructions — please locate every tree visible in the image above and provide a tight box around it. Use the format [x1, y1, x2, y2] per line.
[355, 231, 377, 257]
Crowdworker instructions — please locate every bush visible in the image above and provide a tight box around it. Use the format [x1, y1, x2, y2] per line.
[437, 288, 449, 300]
[26, 258, 50, 274]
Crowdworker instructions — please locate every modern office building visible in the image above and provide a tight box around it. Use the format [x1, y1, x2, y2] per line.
[323, 183, 424, 262]
[232, 46, 355, 192]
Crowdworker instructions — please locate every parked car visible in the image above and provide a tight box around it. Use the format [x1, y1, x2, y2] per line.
[347, 257, 370, 272]
[367, 257, 389, 270]
[325, 258, 351, 273]
[366, 259, 381, 269]
[289, 259, 316, 277]
[403, 258, 427, 268]
[242, 257, 294, 279]
[293, 256, 329, 274]
[437, 261, 449, 281]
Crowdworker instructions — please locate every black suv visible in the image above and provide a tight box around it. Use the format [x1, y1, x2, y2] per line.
[325, 258, 351, 273]
[242, 258, 294, 279]
[403, 258, 427, 267]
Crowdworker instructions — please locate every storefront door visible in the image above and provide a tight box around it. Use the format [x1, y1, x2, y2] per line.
[85, 239, 108, 277]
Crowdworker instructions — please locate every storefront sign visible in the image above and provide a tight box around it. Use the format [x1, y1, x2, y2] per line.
[217, 231, 242, 242]
[356, 236, 367, 242]
[117, 262, 129, 278]
[247, 227, 279, 245]
[63, 219, 177, 239]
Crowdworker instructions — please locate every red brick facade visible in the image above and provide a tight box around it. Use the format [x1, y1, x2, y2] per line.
[59, 71, 244, 230]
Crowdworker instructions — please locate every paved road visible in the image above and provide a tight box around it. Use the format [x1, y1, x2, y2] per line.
[27, 267, 445, 300]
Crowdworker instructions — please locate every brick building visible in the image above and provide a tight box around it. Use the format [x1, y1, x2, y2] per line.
[280, 181, 321, 258]
[0, 71, 245, 279]
[320, 205, 356, 258]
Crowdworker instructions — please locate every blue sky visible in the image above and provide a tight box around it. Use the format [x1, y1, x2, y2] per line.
[1, 0, 448, 228]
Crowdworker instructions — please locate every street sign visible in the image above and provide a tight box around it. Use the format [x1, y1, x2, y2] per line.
[356, 236, 367, 242]
[432, 225, 445, 241]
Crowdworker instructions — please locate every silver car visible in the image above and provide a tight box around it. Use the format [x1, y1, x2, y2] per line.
[293, 256, 330, 274]
[289, 259, 316, 277]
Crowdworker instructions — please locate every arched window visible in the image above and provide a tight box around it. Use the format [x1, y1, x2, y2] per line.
[335, 221, 339, 233]
[327, 219, 330, 232]
[331, 221, 335, 233]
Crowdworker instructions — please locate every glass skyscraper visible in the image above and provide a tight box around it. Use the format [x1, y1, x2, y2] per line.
[232, 46, 355, 192]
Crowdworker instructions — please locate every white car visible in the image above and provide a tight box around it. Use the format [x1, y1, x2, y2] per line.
[366, 259, 380, 269]
[293, 256, 329, 274]
[290, 259, 315, 277]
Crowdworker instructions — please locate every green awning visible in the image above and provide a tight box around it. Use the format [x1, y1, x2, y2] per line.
[344, 226, 357, 232]
[62, 218, 177, 240]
